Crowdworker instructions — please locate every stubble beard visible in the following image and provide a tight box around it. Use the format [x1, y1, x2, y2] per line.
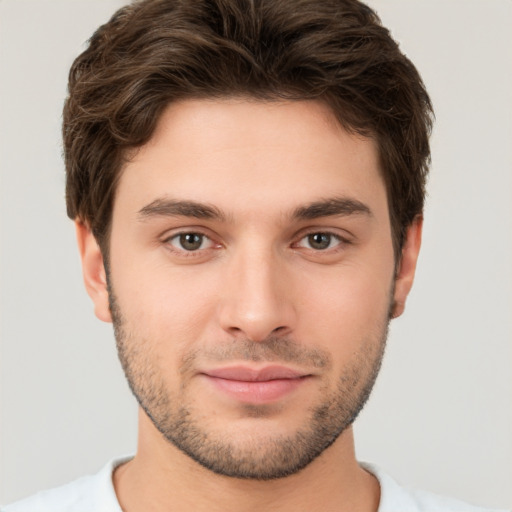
[108, 285, 389, 481]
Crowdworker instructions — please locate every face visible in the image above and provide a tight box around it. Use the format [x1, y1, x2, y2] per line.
[78, 99, 421, 479]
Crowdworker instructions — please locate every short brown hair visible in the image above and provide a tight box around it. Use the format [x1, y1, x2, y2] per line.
[64, 0, 433, 256]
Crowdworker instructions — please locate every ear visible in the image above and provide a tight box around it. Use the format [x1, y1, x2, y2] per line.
[391, 215, 423, 319]
[75, 221, 112, 323]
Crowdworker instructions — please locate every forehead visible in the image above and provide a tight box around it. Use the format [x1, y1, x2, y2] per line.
[115, 98, 387, 221]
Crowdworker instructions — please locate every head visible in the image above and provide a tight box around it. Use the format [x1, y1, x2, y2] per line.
[64, 0, 433, 260]
[68, 0, 432, 480]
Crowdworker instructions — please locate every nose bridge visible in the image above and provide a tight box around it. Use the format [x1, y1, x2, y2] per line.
[218, 236, 295, 341]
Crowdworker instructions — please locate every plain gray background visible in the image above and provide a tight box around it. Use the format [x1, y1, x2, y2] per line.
[1, 0, 511, 508]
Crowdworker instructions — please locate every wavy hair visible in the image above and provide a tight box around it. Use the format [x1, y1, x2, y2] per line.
[63, 0, 433, 256]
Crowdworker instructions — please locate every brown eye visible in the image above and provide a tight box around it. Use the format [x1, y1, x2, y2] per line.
[168, 233, 210, 251]
[307, 233, 334, 250]
[180, 233, 203, 250]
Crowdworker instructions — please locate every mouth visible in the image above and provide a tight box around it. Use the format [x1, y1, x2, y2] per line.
[200, 365, 313, 404]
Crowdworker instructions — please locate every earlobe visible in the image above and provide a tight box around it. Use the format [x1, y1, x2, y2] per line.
[75, 221, 112, 323]
[391, 215, 423, 319]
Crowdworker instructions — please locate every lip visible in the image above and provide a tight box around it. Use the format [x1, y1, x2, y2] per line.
[204, 365, 306, 381]
[201, 365, 312, 404]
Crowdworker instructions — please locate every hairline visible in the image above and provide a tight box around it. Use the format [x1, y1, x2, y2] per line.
[93, 96, 408, 270]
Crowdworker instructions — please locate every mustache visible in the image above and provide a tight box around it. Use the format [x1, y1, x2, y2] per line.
[180, 336, 331, 374]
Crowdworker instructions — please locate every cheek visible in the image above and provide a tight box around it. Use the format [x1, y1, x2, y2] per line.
[111, 259, 221, 351]
[296, 264, 393, 352]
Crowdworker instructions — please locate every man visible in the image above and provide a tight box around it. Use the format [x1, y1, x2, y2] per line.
[3, 1, 507, 511]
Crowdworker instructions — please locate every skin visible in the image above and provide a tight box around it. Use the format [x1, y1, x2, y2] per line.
[76, 99, 422, 512]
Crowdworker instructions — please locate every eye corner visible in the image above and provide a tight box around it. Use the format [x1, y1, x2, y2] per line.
[161, 230, 223, 260]
[289, 228, 358, 263]
[293, 231, 348, 251]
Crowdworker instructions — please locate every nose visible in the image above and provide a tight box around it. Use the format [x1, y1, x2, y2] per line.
[217, 243, 297, 342]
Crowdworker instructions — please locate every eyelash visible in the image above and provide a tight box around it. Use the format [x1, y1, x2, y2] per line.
[163, 230, 350, 257]
[164, 232, 219, 257]
[293, 231, 348, 252]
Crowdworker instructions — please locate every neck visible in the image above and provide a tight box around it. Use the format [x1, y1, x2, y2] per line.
[114, 409, 380, 512]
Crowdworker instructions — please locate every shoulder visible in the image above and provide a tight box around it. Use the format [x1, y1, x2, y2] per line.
[2, 456, 131, 512]
[361, 463, 509, 512]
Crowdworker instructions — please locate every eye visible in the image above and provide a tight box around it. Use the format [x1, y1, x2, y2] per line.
[167, 232, 213, 252]
[297, 232, 343, 251]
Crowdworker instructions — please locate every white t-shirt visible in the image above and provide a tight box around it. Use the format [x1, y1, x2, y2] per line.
[3, 457, 508, 512]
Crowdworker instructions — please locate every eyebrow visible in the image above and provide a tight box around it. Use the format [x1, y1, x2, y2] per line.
[292, 197, 372, 220]
[137, 198, 225, 221]
[137, 196, 372, 223]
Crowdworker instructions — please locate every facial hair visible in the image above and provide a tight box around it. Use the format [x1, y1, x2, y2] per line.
[108, 283, 389, 480]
